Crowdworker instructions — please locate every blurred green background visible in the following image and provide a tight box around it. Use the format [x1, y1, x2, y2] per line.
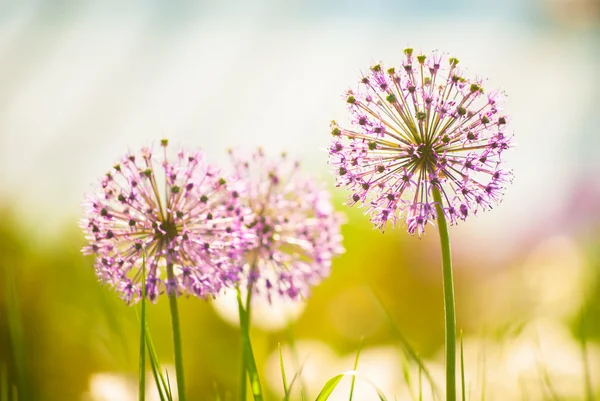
[0, 0, 599, 399]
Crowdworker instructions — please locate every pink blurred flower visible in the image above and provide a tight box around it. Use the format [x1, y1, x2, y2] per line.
[231, 149, 345, 301]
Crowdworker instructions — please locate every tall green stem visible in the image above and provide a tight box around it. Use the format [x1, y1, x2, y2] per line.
[167, 263, 186, 401]
[432, 186, 457, 401]
[238, 289, 253, 400]
[236, 286, 263, 401]
[139, 259, 147, 401]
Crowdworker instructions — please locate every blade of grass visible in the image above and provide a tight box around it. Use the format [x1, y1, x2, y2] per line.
[460, 331, 465, 401]
[144, 321, 171, 401]
[349, 338, 364, 401]
[147, 354, 167, 401]
[135, 290, 171, 401]
[285, 356, 307, 399]
[97, 280, 130, 367]
[315, 372, 388, 401]
[236, 288, 263, 401]
[278, 343, 289, 400]
[368, 287, 441, 399]
[138, 321, 169, 401]
[400, 351, 416, 401]
[285, 323, 308, 398]
[314, 375, 343, 401]
[165, 371, 174, 399]
[4, 267, 29, 401]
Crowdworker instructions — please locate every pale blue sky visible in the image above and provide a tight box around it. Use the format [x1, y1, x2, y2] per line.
[0, 0, 598, 258]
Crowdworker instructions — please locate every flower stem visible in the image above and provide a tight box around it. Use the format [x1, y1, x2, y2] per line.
[167, 263, 186, 401]
[139, 258, 147, 401]
[432, 186, 457, 401]
[236, 287, 264, 401]
[238, 289, 251, 400]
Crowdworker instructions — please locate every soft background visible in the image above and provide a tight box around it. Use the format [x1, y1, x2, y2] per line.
[0, 0, 599, 399]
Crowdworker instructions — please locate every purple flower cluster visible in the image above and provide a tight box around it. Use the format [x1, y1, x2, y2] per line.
[230, 149, 345, 302]
[328, 48, 513, 235]
[81, 140, 248, 304]
[81, 142, 345, 304]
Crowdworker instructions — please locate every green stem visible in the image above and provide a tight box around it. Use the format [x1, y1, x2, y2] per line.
[432, 186, 457, 401]
[238, 289, 252, 401]
[236, 287, 264, 401]
[167, 264, 186, 401]
[139, 261, 147, 401]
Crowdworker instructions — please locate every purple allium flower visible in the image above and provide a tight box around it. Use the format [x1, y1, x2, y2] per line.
[329, 48, 513, 236]
[81, 140, 248, 304]
[230, 149, 345, 301]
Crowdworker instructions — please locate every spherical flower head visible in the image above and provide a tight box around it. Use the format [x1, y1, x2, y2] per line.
[230, 148, 345, 302]
[328, 49, 514, 236]
[81, 140, 249, 304]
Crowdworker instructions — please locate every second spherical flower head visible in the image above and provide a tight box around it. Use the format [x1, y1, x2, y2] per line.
[230, 148, 345, 302]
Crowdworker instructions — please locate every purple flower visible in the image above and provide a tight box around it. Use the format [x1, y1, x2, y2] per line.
[81, 140, 249, 304]
[328, 49, 513, 235]
[230, 148, 345, 301]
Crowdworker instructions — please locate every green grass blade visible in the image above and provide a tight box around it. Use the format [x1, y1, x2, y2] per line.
[368, 287, 441, 399]
[236, 288, 264, 401]
[285, 324, 308, 398]
[278, 343, 289, 400]
[349, 338, 364, 401]
[148, 355, 167, 401]
[139, 258, 147, 401]
[4, 267, 29, 401]
[165, 371, 174, 400]
[144, 320, 170, 401]
[460, 331, 465, 401]
[315, 375, 344, 401]
[315, 372, 388, 401]
[285, 357, 307, 398]
[135, 283, 170, 401]
[400, 352, 416, 401]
